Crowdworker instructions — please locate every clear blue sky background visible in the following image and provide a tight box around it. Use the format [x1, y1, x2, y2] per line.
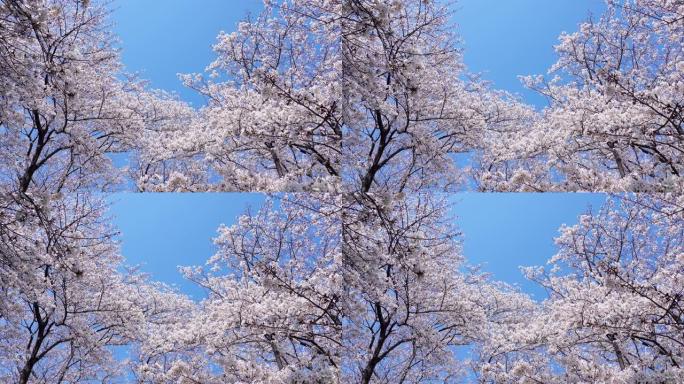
[108, 193, 265, 299]
[111, 0, 263, 106]
[451, 193, 606, 299]
[456, 0, 605, 106]
[107, 1, 609, 300]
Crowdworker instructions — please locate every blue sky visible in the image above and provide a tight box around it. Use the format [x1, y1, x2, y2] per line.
[452, 193, 606, 298]
[108, 193, 265, 299]
[457, 0, 605, 106]
[111, 0, 263, 105]
[107, 1, 609, 300]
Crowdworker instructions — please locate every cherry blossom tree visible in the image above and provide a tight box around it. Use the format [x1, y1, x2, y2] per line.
[478, 0, 684, 192]
[135, 0, 343, 192]
[342, 192, 534, 383]
[0, 1, 193, 382]
[132, 194, 343, 383]
[0, 0, 193, 194]
[342, 0, 536, 194]
[0, 192, 192, 383]
[477, 194, 684, 383]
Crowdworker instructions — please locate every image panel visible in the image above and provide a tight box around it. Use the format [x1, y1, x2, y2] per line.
[2, 189, 681, 382]
[0, 0, 340, 195]
[1, 192, 344, 382]
[340, 0, 682, 193]
[341, 192, 684, 382]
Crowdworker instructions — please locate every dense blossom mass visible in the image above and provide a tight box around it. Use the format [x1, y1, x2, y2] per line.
[131, 194, 343, 383]
[0, 0, 682, 383]
[479, 0, 684, 191]
[341, 0, 538, 193]
[135, 0, 343, 192]
[479, 195, 684, 383]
